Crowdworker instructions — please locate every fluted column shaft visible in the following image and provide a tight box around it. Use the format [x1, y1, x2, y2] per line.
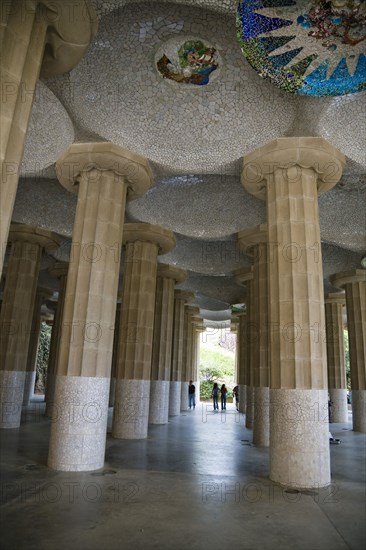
[181, 307, 193, 411]
[109, 302, 121, 408]
[0, 226, 59, 428]
[331, 271, 366, 432]
[48, 144, 153, 471]
[149, 265, 186, 424]
[242, 137, 345, 488]
[169, 290, 193, 416]
[0, 0, 97, 275]
[44, 265, 68, 417]
[112, 224, 175, 439]
[324, 293, 348, 423]
[237, 313, 247, 414]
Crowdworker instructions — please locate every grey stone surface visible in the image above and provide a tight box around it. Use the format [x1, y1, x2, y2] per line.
[0, 371, 26, 429]
[112, 379, 150, 439]
[149, 380, 170, 424]
[169, 380, 181, 416]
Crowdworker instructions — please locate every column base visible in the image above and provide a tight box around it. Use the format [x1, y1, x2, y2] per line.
[112, 379, 150, 439]
[0, 371, 26, 428]
[22, 370, 36, 406]
[270, 389, 330, 489]
[149, 380, 169, 424]
[352, 390, 366, 433]
[253, 386, 269, 447]
[238, 384, 246, 414]
[245, 386, 254, 429]
[329, 388, 348, 423]
[180, 380, 189, 411]
[169, 381, 181, 416]
[47, 376, 109, 472]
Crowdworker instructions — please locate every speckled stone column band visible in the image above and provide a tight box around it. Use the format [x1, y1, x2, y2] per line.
[270, 389, 330, 488]
[324, 293, 348, 423]
[331, 270, 366, 433]
[0, 371, 26, 428]
[113, 379, 150, 439]
[149, 380, 170, 425]
[48, 376, 109, 471]
[169, 381, 182, 416]
[243, 137, 345, 488]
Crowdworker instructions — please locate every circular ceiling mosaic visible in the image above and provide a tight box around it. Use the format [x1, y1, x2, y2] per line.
[236, 0, 366, 96]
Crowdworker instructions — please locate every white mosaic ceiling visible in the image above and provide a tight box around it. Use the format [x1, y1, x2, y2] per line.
[11, 0, 366, 322]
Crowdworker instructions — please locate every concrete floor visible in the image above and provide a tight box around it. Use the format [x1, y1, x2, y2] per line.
[0, 401, 365, 550]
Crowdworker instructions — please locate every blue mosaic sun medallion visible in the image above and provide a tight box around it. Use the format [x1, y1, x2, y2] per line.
[236, 0, 366, 95]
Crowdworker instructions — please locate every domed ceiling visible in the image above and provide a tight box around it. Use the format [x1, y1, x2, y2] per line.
[11, 0, 366, 324]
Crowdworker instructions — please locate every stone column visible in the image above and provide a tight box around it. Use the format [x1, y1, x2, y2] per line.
[236, 313, 247, 414]
[0, 0, 97, 276]
[324, 292, 348, 423]
[112, 224, 175, 439]
[235, 268, 255, 428]
[242, 137, 345, 488]
[149, 264, 186, 424]
[109, 301, 121, 408]
[238, 225, 270, 446]
[0, 225, 60, 428]
[44, 262, 68, 417]
[193, 318, 205, 405]
[331, 270, 366, 432]
[22, 287, 53, 405]
[48, 144, 153, 471]
[169, 290, 194, 416]
[181, 306, 200, 411]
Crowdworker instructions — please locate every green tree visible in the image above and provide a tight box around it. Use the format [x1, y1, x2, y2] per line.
[35, 322, 52, 394]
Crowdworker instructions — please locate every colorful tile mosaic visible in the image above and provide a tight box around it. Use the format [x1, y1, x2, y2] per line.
[157, 38, 219, 85]
[236, 0, 366, 95]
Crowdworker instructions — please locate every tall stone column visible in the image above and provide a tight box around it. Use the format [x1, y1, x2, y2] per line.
[331, 270, 366, 432]
[238, 225, 270, 446]
[0, 0, 97, 275]
[181, 305, 200, 411]
[236, 313, 247, 414]
[48, 144, 153, 471]
[324, 292, 348, 423]
[44, 262, 68, 417]
[149, 264, 186, 425]
[112, 224, 175, 440]
[0, 225, 60, 428]
[192, 318, 205, 405]
[242, 137, 345, 488]
[169, 290, 194, 416]
[109, 301, 121, 408]
[235, 268, 255, 428]
[22, 287, 53, 405]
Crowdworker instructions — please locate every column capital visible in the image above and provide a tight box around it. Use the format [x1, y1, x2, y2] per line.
[9, 224, 61, 252]
[56, 143, 154, 200]
[48, 261, 69, 280]
[123, 223, 176, 255]
[174, 290, 195, 303]
[157, 263, 187, 284]
[324, 292, 346, 305]
[242, 137, 345, 200]
[186, 306, 200, 317]
[331, 269, 366, 289]
[234, 266, 253, 286]
[40, 0, 98, 78]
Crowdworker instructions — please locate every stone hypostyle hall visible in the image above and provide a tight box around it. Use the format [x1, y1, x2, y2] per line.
[0, 1, 365, 549]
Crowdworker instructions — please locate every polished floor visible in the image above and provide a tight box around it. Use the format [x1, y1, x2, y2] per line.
[0, 399, 365, 550]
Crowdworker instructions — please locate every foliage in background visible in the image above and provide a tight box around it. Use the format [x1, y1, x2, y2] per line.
[199, 330, 235, 399]
[35, 322, 51, 394]
[344, 329, 350, 389]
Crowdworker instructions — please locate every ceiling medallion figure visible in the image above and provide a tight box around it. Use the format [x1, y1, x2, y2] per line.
[236, 0, 366, 96]
[156, 38, 219, 86]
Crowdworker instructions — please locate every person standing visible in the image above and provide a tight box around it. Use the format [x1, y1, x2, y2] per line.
[220, 384, 227, 411]
[188, 380, 196, 409]
[212, 382, 219, 411]
[233, 385, 239, 410]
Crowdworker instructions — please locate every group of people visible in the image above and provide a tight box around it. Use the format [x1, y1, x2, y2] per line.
[188, 381, 240, 411]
